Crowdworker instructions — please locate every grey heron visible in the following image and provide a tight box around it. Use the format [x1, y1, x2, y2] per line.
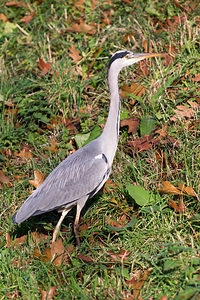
[12, 51, 160, 245]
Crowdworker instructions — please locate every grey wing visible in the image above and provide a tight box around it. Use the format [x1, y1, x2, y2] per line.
[13, 145, 110, 223]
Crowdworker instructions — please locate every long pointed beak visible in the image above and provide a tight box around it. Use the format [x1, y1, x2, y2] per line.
[128, 53, 161, 60]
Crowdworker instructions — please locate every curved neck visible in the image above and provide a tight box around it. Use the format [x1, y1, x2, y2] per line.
[100, 67, 121, 165]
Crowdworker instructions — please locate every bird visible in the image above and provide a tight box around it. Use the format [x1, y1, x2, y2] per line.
[12, 50, 161, 245]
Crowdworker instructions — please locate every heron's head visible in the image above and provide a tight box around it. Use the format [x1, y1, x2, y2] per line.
[108, 50, 161, 72]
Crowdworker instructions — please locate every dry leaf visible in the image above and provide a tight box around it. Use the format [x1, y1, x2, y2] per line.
[29, 170, 45, 189]
[31, 232, 50, 244]
[120, 117, 140, 134]
[123, 31, 135, 43]
[20, 15, 33, 25]
[33, 238, 67, 266]
[73, 0, 85, 11]
[37, 58, 53, 76]
[120, 82, 146, 99]
[14, 147, 32, 160]
[168, 199, 186, 213]
[192, 74, 200, 82]
[6, 232, 12, 247]
[125, 269, 151, 299]
[40, 286, 57, 300]
[0, 170, 10, 186]
[171, 104, 195, 121]
[78, 253, 95, 263]
[6, 1, 28, 7]
[45, 140, 58, 154]
[69, 44, 82, 63]
[177, 182, 196, 197]
[142, 39, 148, 53]
[158, 181, 185, 195]
[0, 13, 7, 23]
[107, 249, 130, 262]
[66, 19, 96, 35]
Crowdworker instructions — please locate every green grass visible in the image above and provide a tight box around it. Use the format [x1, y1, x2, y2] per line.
[0, 0, 200, 298]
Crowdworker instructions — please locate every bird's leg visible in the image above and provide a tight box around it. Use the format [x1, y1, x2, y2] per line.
[74, 199, 87, 246]
[52, 208, 70, 243]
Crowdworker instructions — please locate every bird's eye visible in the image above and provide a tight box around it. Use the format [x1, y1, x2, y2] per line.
[125, 54, 129, 58]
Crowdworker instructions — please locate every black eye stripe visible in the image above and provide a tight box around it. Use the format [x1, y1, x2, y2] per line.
[108, 51, 130, 69]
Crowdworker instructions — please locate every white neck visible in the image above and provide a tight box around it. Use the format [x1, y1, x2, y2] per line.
[99, 66, 121, 166]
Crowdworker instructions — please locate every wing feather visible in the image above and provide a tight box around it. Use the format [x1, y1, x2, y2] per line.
[13, 141, 110, 223]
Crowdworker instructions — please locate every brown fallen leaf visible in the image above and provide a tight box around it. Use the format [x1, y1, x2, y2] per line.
[6, 232, 12, 247]
[31, 232, 50, 244]
[73, 0, 85, 11]
[20, 15, 34, 25]
[66, 19, 96, 35]
[107, 249, 130, 262]
[158, 181, 185, 195]
[125, 269, 151, 299]
[33, 238, 66, 266]
[40, 286, 57, 300]
[6, 1, 28, 7]
[78, 253, 95, 263]
[0, 170, 10, 188]
[177, 182, 196, 197]
[14, 147, 32, 160]
[171, 104, 195, 121]
[120, 117, 140, 134]
[192, 74, 200, 82]
[120, 82, 146, 100]
[29, 170, 46, 189]
[123, 31, 135, 43]
[127, 135, 153, 151]
[167, 199, 186, 213]
[45, 140, 58, 154]
[0, 13, 7, 23]
[69, 44, 82, 63]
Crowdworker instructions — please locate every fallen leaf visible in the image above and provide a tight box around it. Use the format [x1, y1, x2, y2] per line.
[142, 39, 148, 53]
[51, 238, 65, 265]
[107, 249, 130, 262]
[123, 31, 135, 43]
[35, 58, 53, 76]
[158, 181, 185, 195]
[33, 238, 67, 266]
[167, 199, 186, 213]
[0, 170, 10, 187]
[177, 182, 196, 197]
[69, 44, 82, 63]
[40, 286, 57, 300]
[31, 232, 50, 244]
[14, 147, 32, 160]
[6, 1, 28, 7]
[127, 135, 153, 151]
[66, 19, 96, 35]
[20, 15, 33, 25]
[29, 170, 46, 189]
[171, 104, 195, 121]
[192, 74, 200, 82]
[78, 253, 95, 263]
[101, 10, 113, 25]
[0, 13, 7, 23]
[73, 0, 85, 11]
[125, 269, 151, 299]
[160, 296, 168, 300]
[120, 82, 146, 100]
[6, 232, 12, 247]
[120, 117, 140, 134]
[45, 140, 58, 154]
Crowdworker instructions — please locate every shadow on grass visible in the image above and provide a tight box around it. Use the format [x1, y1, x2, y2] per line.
[11, 192, 102, 244]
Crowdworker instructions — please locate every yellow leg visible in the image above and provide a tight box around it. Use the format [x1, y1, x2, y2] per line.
[52, 208, 70, 243]
[74, 199, 87, 246]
